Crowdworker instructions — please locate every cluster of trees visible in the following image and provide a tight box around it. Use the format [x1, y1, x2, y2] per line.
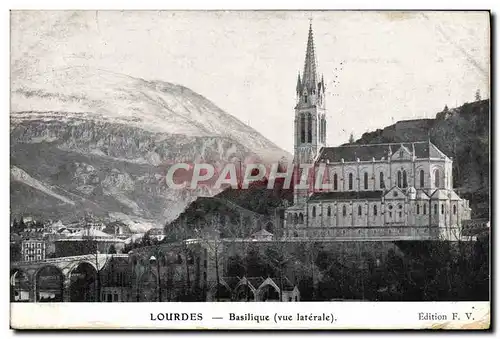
[123, 232, 162, 253]
[123, 217, 489, 302]
[311, 238, 489, 301]
[221, 235, 489, 302]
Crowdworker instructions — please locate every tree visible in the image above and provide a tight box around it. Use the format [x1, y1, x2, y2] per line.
[262, 240, 294, 301]
[173, 219, 194, 301]
[443, 105, 449, 112]
[108, 244, 117, 254]
[141, 232, 153, 247]
[348, 132, 355, 144]
[193, 215, 224, 301]
[475, 89, 481, 101]
[18, 218, 26, 232]
[291, 241, 323, 300]
[10, 242, 21, 262]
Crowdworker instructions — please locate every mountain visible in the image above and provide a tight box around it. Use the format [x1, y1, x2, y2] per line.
[10, 67, 289, 230]
[351, 99, 490, 218]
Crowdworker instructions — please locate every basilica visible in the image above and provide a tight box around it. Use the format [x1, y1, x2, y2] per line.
[284, 24, 472, 241]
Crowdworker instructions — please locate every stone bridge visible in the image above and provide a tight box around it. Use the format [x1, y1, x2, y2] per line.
[10, 254, 128, 302]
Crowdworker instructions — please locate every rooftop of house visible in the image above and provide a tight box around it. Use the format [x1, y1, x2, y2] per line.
[251, 229, 273, 237]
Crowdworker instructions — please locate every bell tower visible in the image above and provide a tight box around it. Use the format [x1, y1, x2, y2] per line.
[294, 22, 327, 204]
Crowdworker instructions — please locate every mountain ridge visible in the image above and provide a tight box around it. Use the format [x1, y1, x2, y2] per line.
[10, 67, 290, 228]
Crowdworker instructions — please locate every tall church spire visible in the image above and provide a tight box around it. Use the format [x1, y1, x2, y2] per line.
[293, 20, 327, 205]
[302, 22, 317, 93]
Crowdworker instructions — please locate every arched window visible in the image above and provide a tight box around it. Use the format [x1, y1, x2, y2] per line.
[403, 171, 408, 188]
[320, 118, 324, 144]
[333, 173, 338, 191]
[300, 114, 305, 143]
[293, 214, 298, 225]
[307, 113, 312, 143]
[342, 205, 346, 217]
[312, 206, 316, 217]
[327, 206, 331, 217]
[423, 204, 427, 215]
[319, 118, 323, 143]
[416, 205, 420, 215]
[434, 169, 440, 187]
[322, 119, 326, 143]
[348, 173, 353, 190]
[374, 205, 378, 216]
[380, 172, 385, 189]
[358, 206, 362, 216]
[453, 205, 457, 215]
[318, 118, 322, 144]
[364, 172, 368, 189]
[420, 170, 425, 188]
[434, 204, 438, 215]
[397, 171, 402, 188]
[323, 119, 325, 143]
[299, 213, 304, 224]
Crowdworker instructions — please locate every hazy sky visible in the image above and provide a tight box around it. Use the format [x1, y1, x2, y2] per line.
[11, 11, 490, 152]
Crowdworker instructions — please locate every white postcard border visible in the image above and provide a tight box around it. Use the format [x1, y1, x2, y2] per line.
[10, 301, 490, 330]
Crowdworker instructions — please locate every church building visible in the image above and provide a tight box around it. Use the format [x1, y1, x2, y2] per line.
[284, 24, 472, 241]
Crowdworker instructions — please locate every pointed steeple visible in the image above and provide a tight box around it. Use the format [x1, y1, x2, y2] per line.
[296, 72, 302, 94]
[302, 22, 317, 94]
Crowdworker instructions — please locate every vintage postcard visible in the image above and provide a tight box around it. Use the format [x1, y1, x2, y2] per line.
[9, 10, 490, 330]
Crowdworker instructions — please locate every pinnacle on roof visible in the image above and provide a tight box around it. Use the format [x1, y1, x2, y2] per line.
[296, 72, 302, 94]
[302, 22, 317, 93]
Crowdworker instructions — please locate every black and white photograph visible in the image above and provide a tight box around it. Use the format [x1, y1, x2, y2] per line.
[9, 10, 490, 330]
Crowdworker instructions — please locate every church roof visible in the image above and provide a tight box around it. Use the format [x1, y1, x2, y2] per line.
[429, 189, 463, 200]
[449, 190, 462, 201]
[316, 141, 448, 163]
[430, 189, 450, 200]
[309, 191, 383, 201]
[415, 190, 430, 200]
[222, 277, 241, 290]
